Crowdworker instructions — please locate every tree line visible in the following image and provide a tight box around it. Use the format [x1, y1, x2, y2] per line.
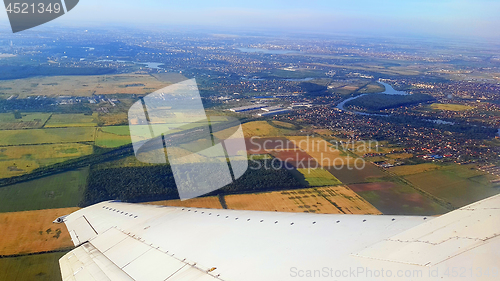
[80, 159, 306, 206]
[347, 93, 434, 111]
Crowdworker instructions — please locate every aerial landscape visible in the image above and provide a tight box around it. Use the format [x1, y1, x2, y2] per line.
[0, 1, 500, 280]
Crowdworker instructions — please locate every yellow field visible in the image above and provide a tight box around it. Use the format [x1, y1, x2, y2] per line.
[0, 74, 169, 98]
[364, 156, 386, 162]
[144, 185, 381, 215]
[297, 168, 342, 186]
[225, 186, 381, 214]
[235, 121, 295, 138]
[358, 83, 385, 94]
[388, 163, 443, 176]
[0, 144, 93, 178]
[98, 112, 128, 126]
[0, 208, 79, 256]
[0, 143, 93, 160]
[430, 103, 475, 111]
[145, 196, 223, 209]
[313, 129, 333, 136]
[0, 160, 39, 178]
[386, 153, 413, 160]
[287, 136, 353, 167]
[341, 85, 360, 91]
[269, 120, 296, 129]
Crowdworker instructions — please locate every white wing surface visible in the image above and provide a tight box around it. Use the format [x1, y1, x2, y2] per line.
[59, 194, 500, 281]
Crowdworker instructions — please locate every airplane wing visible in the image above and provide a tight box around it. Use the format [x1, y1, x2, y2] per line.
[57, 194, 500, 281]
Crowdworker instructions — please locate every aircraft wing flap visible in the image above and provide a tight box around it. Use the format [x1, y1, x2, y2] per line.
[66, 216, 99, 246]
[61, 223, 226, 281]
[101, 236, 152, 269]
[353, 235, 486, 266]
[88, 228, 129, 253]
[353, 194, 500, 266]
[60, 243, 133, 281]
[121, 248, 189, 281]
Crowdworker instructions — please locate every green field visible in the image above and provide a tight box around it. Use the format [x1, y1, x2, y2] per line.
[326, 162, 385, 184]
[389, 163, 443, 176]
[297, 168, 342, 186]
[404, 165, 500, 208]
[44, 113, 98, 127]
[0, 113, 51, 130]
[0, 127, 96, 146]
[0, 168, 88, 212]
[357, 82, 385, 94]
[349, 181, 450, 215]
[430, 103, 475, 111]
[0, 251, 66, 281]
[95, 128, 132, 148]
[101, 125, 130, 135]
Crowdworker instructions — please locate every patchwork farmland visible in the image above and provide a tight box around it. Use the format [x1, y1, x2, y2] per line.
[224, 186, 381, 215]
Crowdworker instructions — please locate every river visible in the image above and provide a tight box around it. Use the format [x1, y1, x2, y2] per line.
[335, 81, 407, 115]
[335, 81, 457, 126]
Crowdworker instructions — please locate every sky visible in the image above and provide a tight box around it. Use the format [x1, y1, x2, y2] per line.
[1, 0, 500, 40]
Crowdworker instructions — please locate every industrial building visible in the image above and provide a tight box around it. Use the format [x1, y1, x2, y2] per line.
[257, 108, 290, 116]
[229, 104, 268, 112]
[261, 106, 285, 112]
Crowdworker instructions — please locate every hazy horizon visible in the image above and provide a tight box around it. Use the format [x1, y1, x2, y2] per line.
[1, 0, 499, 41]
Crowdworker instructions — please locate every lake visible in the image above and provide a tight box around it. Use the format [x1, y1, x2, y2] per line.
[95, 59, 164, 69]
